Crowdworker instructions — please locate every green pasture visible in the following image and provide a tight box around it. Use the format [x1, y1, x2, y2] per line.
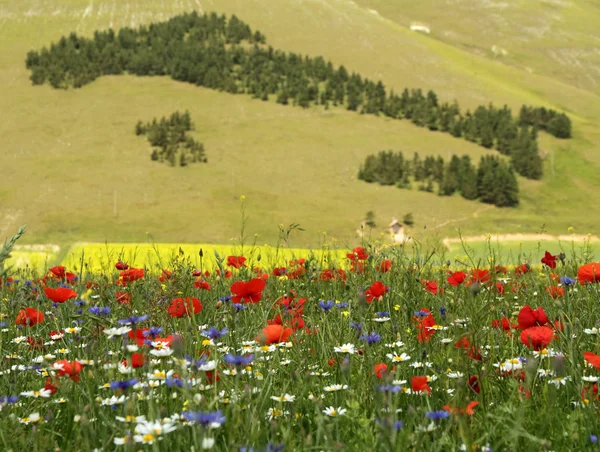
[446, 239, 600, 267]
[0, 0, 599, 247]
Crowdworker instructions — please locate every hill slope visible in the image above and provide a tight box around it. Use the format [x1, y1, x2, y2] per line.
[1, 0, 599, 247]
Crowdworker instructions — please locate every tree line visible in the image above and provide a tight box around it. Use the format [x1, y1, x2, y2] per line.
[358, 151, 519, 207]
[518, 106, 571, 139]
[135, 110, 206, 166]
[25, 11, 570, 180]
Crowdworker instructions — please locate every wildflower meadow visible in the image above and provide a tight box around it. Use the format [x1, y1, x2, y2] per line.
[1, 227, 600, 451]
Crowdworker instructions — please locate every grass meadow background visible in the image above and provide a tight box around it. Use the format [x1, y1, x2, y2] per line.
[1, 0, 600, 251]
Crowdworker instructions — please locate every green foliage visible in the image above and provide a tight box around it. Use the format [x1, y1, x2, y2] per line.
[519, 105, 572, 139]
[136, 111, 206, 166]
[359, 151, 519, 207]
[0, 225, 27, 278]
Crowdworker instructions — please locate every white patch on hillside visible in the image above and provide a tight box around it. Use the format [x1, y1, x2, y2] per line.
[368, 9, 379, 16]
[410, 23, 430, 33]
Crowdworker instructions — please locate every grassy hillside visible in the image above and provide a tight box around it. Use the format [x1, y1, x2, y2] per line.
[1, 0, 599, 249]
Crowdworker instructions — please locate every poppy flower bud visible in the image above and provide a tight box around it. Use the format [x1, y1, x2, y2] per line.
[469, 282, 481, 296]
[199, 249, 204, 258]
[559, 253, 565, 263]
[215, 300, 222, 310]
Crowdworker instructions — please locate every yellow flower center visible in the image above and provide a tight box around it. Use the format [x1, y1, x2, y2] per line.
[143, 434, 155, 443]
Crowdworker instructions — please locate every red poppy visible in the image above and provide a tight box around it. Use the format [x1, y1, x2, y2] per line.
[373, 363, 388, 379]
[443, 401, 479, 416]
[230, 278, 267, 304]
[346, 246, 369, 262]
[413, 309, 437, 343]
[256, 324, 293, 344]
[494, 265, 508, 274]
[54, 360, 84, 382]
[47, 266, 77, 283]
[27, 336, 44, 350]
[546, 286, 564, 298]
[320, 269, 347, 281]
[192, 269, 203, 277]
[44, 378, 58, 394]
[541, 251, 557, 269]
[365, 281, 388, 303]
[447, 271, 466, 286]
[584, 352, 600, 371]
[411, 376, 431, 394]
[215, 269, 233, 279]
[122, 353, 146, 369]
[158, 269, 172, 283]
[467, 375, 480, 394]
[492, 317, 516, 332]
[167, 297, 202, 318]
[514, 264, 530, 277]
[520, 326, 554, 350]
[227, 256, 247, 269]
[194, 279, 211, 291]
[117, 268, 145, 285]
[115, 291, 132, 305]
[494, 282, 505, 294]
[517, 305, 549, 330]
[44, 287, 77, 303]
[272, 267, 287, 276]
[49, 266, 67, 279]
[454, 336, 482, 361]
[129, 328, 149, 346]
[376, 260, 392, 273]
[15, 308, 45, 327]
[582, 384, 600, 402]
[469, 269, 490, 284]
[115, 261, 129, 270]
[578, 262, 600, 284]
[423, 280, 441, 295]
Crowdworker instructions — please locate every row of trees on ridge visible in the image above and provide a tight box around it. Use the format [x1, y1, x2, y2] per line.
[358, 151, 519, 207]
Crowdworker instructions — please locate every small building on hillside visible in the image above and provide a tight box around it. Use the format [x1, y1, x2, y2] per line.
[388, 218, 406, 244]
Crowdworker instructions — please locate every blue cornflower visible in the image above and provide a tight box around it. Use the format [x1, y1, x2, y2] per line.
[187, 355, 208, 371]
[201, 327, 229, 340]
[0, 395, 18, 405]
[223, 354, 254, 366]
[561, 276, 576, 286]
[219, 295, 233, 302]
[335, 302, 349, 308]
[266, 444, 284, 452]
[413, 309, 430, 318]
[349, 322, 363, 331]
[375, 311, 390, 317]
[440, 306, 447, 318]
[318, 300, 335, 311]
[232, 303, 246, 312]
[360, 331, 381, 345]
[0, 322, 6, 328]
[425, 410, 450, 421]
[142, 327, 163, 338]
[118, 314, 148, 325]
[166, 376, 184, 388]
[183, 410, 226, 427]
[89, 306, 110, 316]
[378, 385, 402, 393]
[591, 435, 598, 444]
[110, 378, 138, 391]
[74, 300, 86, 307]
[394, 420, 403, 430]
